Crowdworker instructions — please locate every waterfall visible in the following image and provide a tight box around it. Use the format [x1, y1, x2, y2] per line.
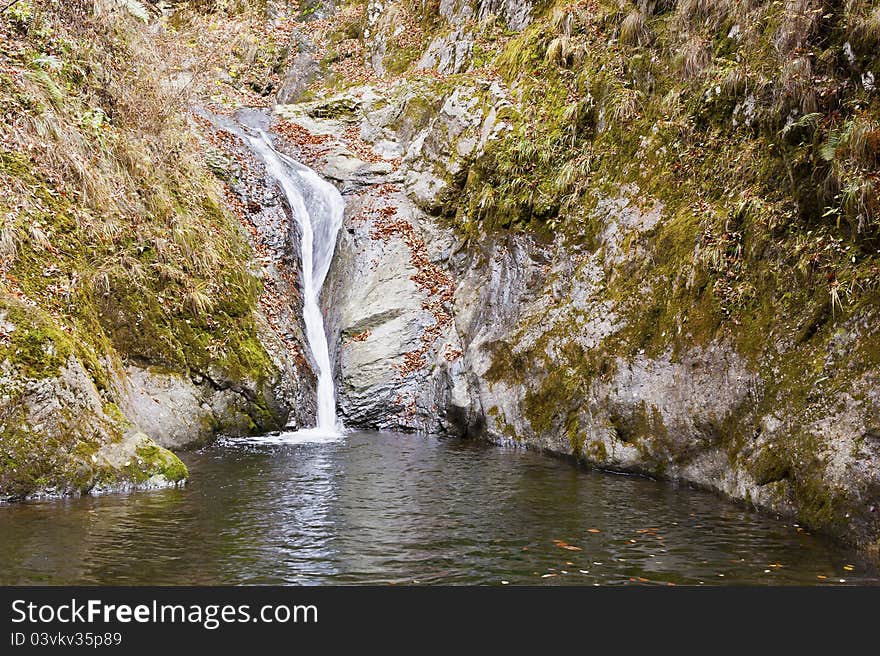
[242, 128, 344, 436]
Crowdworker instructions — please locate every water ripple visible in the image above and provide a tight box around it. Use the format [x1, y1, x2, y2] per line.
[0, 432, 876, 585]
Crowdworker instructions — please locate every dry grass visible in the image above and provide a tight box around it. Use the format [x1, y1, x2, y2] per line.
[0, 0, 265, 349]
[184, 285, 216, 316]
[550, 6, 574, 37]
[774, 56, 817, 118]
[0, 222, 19, 259]
[841, 178, 877, 233]
[677, 34, 712, 79]
[602, 84, 644, 126]
[676, 0, 723, 24]
[773, 0, 821, 56]
[720, 62, 751, 98]
[620, 9, 650, 46]
[545, 35, 572, 67]
[847, 1, 880, 51]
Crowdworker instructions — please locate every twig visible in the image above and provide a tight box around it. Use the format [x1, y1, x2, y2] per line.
[0, 0, 23, 14]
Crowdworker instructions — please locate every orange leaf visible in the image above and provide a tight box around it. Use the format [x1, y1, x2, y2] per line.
[552, 540, 583, 551]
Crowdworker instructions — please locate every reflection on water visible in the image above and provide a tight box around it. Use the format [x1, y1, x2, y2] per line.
[0, 432, 877, 585]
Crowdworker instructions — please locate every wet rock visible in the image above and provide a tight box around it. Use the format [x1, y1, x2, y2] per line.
[0, 351, 185, 499]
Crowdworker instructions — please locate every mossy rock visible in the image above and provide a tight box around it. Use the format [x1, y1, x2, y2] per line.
[132, 441, 188, 484]
[307, 97, 360, 120]
[0, 299, 73, 380]
[750, 445, 791, 486]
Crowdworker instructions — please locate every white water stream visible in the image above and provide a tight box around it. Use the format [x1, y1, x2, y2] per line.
[242, 128, 344, 437]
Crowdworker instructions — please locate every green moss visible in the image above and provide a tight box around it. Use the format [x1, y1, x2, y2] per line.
[523, 369, 571, 434]
[585, 440, 608, 462]
[609, 401, 673, 470]
[484, 340, 528, 385]
[0, 391, 118, 498]
[0, 150, 30, 176]
[787, 436, 849, 532]
[750, 445, 791, 486]
[388, 88, 445, 141]
[431, 0, 880, 381]
[0, 301, 73, 379]
[306, 97, 359, 120]
[384, 45, 421, 76]
[133, 442, 188, 484]
[565, 413, 584, 455]
[101, 402, 130, 433]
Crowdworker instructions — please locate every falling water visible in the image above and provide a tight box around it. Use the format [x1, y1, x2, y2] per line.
[241, 127, 344, 436]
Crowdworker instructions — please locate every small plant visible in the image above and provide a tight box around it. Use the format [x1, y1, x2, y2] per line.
[819, 115, 880, 234]
[0, 220, 19, 258]
[773, 0, 821, 56]
[545, 36, 571, 67]
[677, 35, 712, 79]
[678, 0, 718, 22]
[554, 157, 582, 193]
[603, 84, 644, 126]
[5, 1, 34, 29]
[184, 285, 216, 316]
[774, 56, 817, 119]
[620, 9, 650, 46]
[719, 61, 751, 98]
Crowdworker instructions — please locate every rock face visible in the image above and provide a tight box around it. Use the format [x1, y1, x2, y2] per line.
[198, 108, 319, 434]
[0, 339, 188, 499]
[121, 365, 269, 450]
[274, 90, 463, 432]
[274, 60, 879, 556]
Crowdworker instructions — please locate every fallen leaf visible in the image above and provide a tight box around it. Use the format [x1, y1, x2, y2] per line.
[588, 528, 601, 534]
[552, 539, 582, 551]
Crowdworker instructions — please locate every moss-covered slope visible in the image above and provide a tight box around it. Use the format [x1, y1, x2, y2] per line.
[296, 0, 880, 556]
[0, 1, 291, 497]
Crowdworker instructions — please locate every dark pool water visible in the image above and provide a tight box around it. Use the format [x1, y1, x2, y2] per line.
[0, 431, 876, 585]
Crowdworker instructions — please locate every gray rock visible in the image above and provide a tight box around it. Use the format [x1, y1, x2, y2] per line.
[0, 350, 185, 499]
[285, 72, 880, 554]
